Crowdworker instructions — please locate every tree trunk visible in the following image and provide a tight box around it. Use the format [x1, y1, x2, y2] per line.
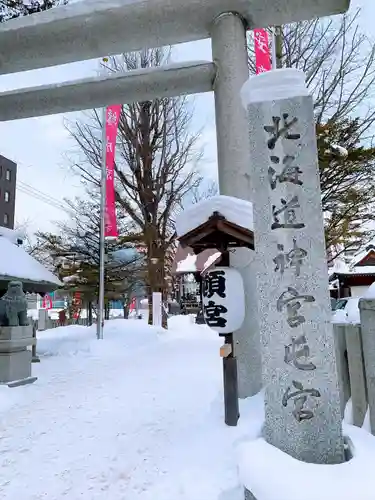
[123, 301, 129, 319]
[104, 302, 110, 320]
[88, 301, 93, 326]
[147, 286, 153, 325]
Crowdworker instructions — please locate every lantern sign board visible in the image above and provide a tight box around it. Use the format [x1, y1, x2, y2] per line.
[202, 267, 245, 334]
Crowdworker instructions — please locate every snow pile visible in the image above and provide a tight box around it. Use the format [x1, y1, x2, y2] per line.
[0, 236, 61, 285]
[0, 226, 24, 244]
[3, 315, 375, 499]
[332, 309, 348, 324]
[166, 314, 218, 341]
[237, 423, 375, 500]
[362, 282, 375, 299]
[331, 298, 360, 324]
[0, 315, 249, 500]
[176, 253, 197, 273]
[345, 298, 360, 323]
[37, 319, 161, 358]
[27, 308, 39, 320]
[175, 195, 253, 238]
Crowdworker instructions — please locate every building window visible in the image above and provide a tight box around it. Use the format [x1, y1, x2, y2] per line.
[3, 214, 9, 226]
[5, 169, 11, 181]
[4, 191, 9, 203]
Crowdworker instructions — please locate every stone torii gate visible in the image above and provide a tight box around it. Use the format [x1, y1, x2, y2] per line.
[0, 0, 350, 397]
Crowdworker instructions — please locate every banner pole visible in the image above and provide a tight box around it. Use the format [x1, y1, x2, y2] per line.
[97, 105, 107, 340]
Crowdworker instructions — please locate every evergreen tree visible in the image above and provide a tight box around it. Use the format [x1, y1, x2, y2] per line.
[248, 10, 375, 260]
[317, 118, 375, 259]
[35, 198, 145, 321]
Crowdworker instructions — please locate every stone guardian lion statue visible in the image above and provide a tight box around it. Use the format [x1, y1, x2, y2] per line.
[0, 281, 29, 327]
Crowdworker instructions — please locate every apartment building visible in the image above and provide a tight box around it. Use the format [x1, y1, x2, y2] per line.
[0, 155, 17, 229]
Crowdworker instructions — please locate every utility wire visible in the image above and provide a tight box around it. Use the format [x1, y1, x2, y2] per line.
[16, 181, 74, 214]
[18, 180, 68, 206]
[17, 184, 70, 212]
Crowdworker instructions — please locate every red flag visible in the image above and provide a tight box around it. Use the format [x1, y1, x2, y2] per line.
[254, 28, 271, 74]
[42, 294, 52, 310]
[129, 297, 136, 312]
[105, 105, 121, 238]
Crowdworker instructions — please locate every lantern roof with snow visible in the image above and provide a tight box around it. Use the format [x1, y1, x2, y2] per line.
[176, 195, 254, 253]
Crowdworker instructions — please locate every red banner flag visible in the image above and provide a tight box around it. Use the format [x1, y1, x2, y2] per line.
[129, 297, 136, 312]
[105, 105, 121, 239]
[254, 28, 271, 74]
[42, 294, 52, 310]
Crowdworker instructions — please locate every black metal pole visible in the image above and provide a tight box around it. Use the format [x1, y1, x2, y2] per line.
[221, 249, 239, 426]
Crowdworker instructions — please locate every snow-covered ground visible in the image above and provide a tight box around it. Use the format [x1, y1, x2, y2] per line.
[1, 315, 375, 500]
[0, 315, 260, 500]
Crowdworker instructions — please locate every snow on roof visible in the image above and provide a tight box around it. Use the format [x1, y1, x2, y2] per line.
[329, 244, 375, 277]
[0, 226, 25, 244]
[0, 236, 61, 286]
[176, 253, 197, 273]
[201, 251, 221, 275]
[350, 244, 375, 268]
[175, 195, 253, 238]
[346, 266, 375, 275]
[330, 264, 375, 277]
[171, 245, 218, 275]
[330, 258, 349, 274]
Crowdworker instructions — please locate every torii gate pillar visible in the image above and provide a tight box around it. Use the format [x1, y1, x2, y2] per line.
[212, 13, 262, 397]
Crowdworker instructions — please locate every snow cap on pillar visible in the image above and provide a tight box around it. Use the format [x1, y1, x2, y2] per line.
[240, 68, 310, 107]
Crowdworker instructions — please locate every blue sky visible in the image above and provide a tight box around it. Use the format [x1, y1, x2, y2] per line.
[0, 0, 372, 234]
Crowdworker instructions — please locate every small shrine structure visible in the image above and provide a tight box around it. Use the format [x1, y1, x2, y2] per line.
[171, 244, 220, 314]
[0, 227, 61, 296]
[329, 243, 375, 299]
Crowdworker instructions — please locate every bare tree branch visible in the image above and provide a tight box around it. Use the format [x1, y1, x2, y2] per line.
[248, 10, 375, 261]
[65, 48, 204, 326]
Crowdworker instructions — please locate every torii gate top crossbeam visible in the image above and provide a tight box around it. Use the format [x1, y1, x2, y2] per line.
[0, 0, 349, 76]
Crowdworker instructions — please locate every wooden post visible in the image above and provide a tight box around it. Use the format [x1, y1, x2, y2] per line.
[222, 333, 239, 426]
[220, 250, 239, 426]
